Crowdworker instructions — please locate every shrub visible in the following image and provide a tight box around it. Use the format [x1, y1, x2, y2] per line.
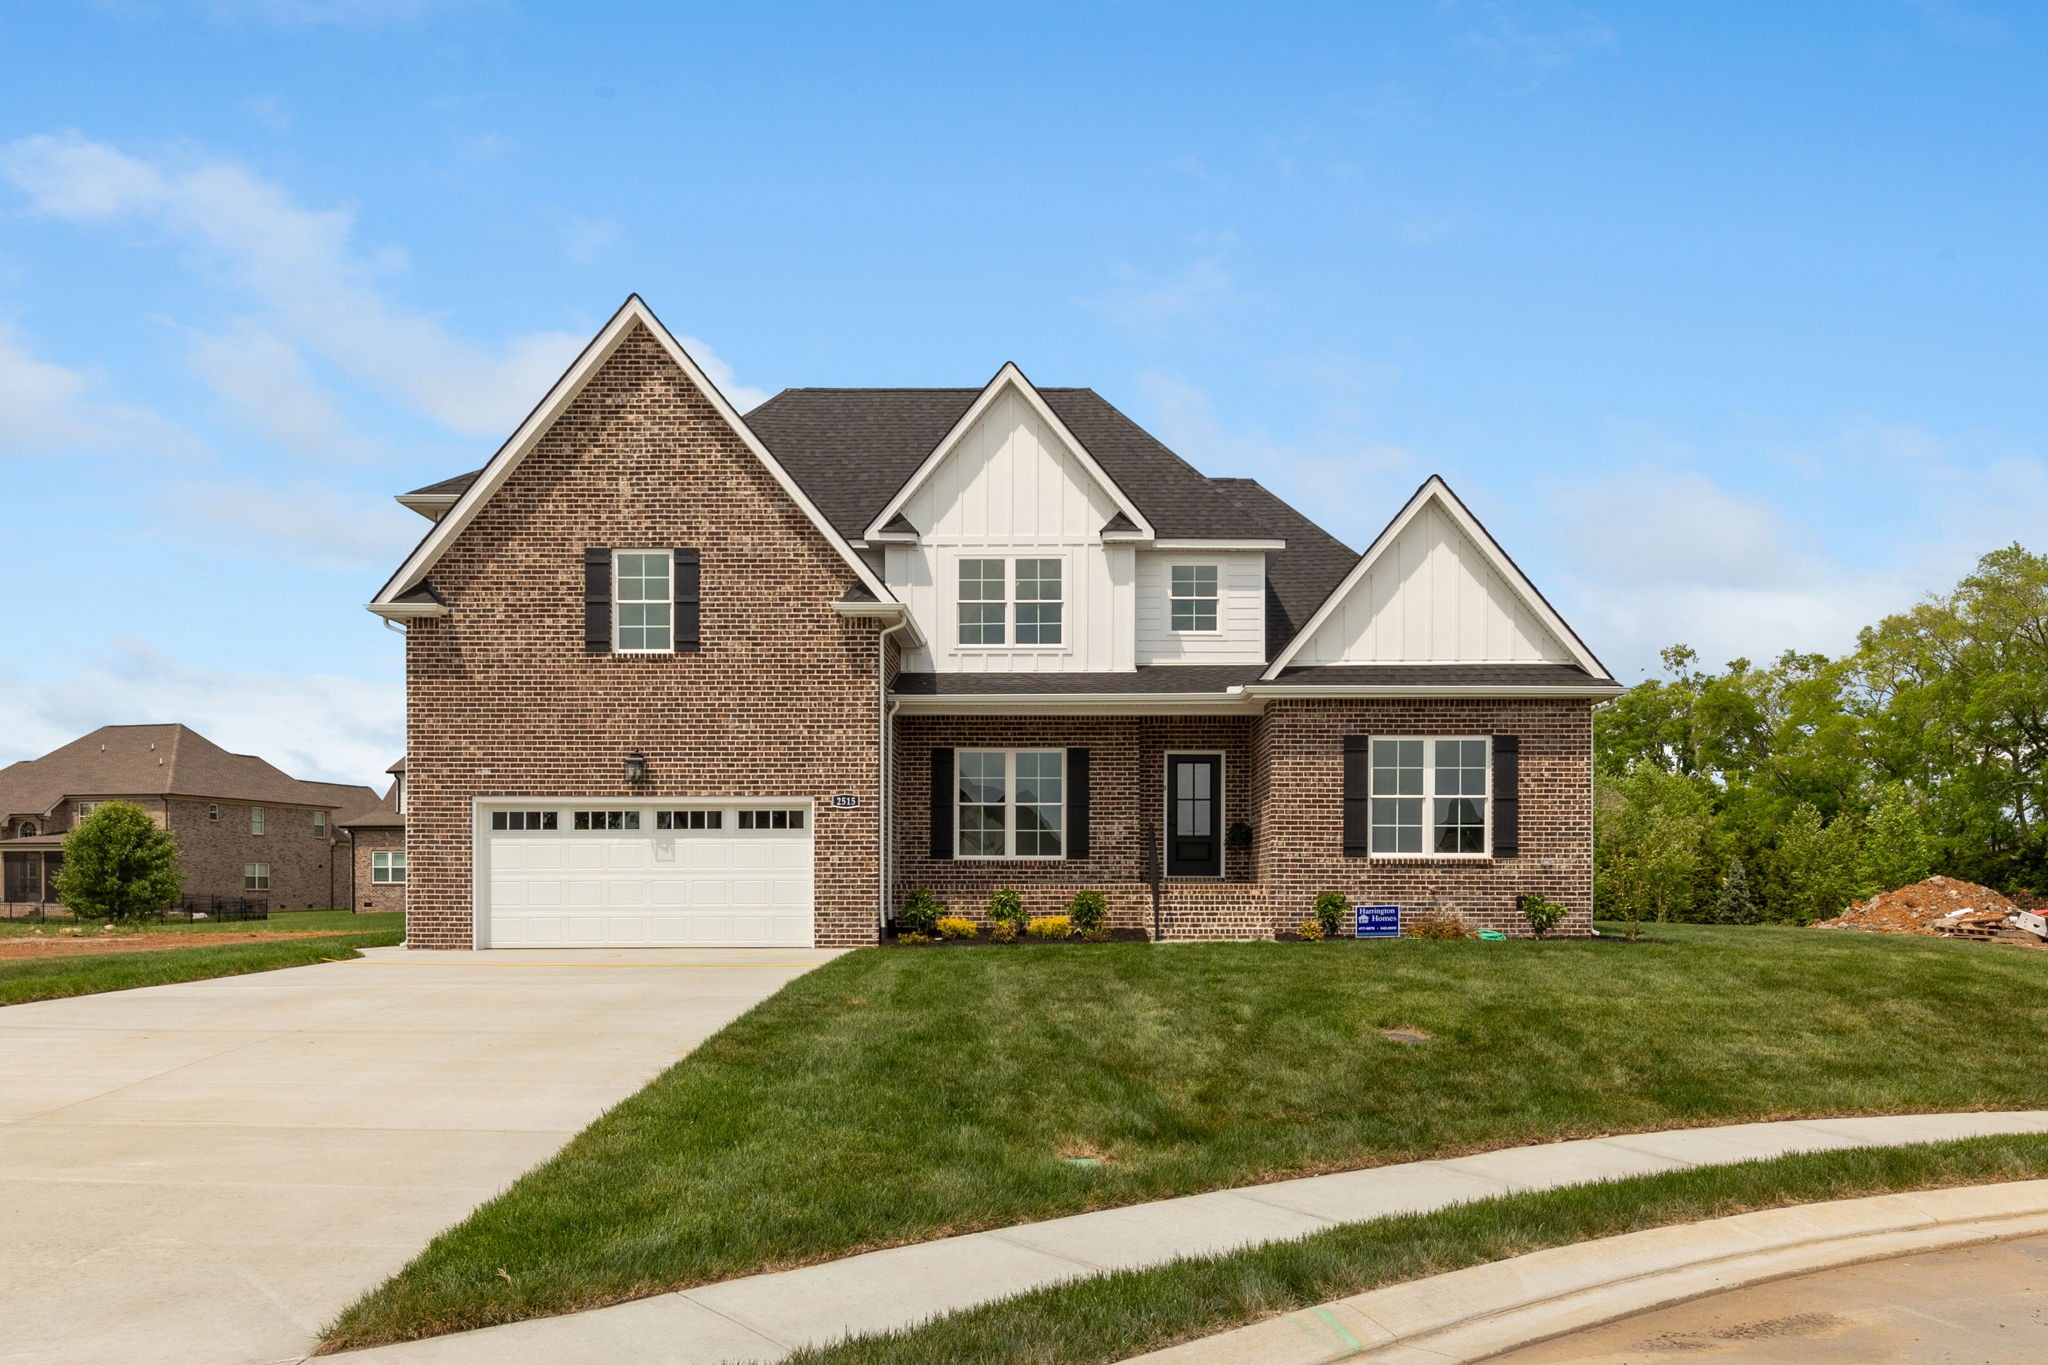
[1312, 891, 1349, 938]
[55, 801, 183, 922]
[895, 887, 943, 936]
[1066, 889, 1107, 933]
[987, 888, 1027, 931]
[988, 919, 1019, 943]
[933, 915, 978, 940]
[897, 932, 931, 946]
[1025, 915, 1073, 940]
[1518, 893, 1568, 939]
[1404, 912, 1474, 940]
[1294, 919, 1325, 941]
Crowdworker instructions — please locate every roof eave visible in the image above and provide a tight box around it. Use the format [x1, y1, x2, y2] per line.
[1242, 682, 1625, 699]
[366, 602, 451, 622]
[894, 690, 1253, 717]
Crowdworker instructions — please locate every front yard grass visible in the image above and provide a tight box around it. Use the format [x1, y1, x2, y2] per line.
[785, 1133, 2048, 1364]
[0, 925, 402, 1006]
[0, 909, 398, 937]
[325, 923, 2048, 1350]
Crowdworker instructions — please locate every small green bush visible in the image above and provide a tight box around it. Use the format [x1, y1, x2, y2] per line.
[987, 888, 1027, 930]
[1518, 893, 1569, 939]
[56, 801, 184, 922]
[896, 887, 943, 937]
[1025, 915, 1074, 941]
[1312, 891, 1349, 938]
[897, 932, 931, 946]
[934, 915, 978, 940]
[1066, 889, 1107, 933]
[988, 919, 1019, 943]
[1294, 919, 1325, 941]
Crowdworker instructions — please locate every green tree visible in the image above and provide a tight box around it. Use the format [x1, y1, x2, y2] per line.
[1766, 803, 1865, 924]
[53, 801, 184, 922]
[1860, 783, 1935, 894]
[1594, 762, 1713, 938]
[1714, 855, 1759, 925]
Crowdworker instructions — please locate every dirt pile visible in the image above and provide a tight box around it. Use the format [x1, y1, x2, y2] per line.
[1814, 875, 2026, 939]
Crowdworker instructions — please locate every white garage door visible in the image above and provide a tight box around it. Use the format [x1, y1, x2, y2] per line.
[478, 803, 813, 947]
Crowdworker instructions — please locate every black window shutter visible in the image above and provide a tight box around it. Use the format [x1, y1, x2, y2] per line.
[1493, 734, 1520, 858]
[930, 748, 954, 860]
[1066, 747, 1090, 859]
[673, 548, 700, 652]
[1343, 734, 1371, 857]
[583, 548, 611, 652]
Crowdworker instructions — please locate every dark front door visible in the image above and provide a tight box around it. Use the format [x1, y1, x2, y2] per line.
[1166, 754, 1223, 877]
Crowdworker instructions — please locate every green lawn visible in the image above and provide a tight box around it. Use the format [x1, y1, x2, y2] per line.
[324, 923, 2048, 1351]
[785, 1134, 2048, 1365]
[0, 909, 397, 937]
[0, 921, 403, 1006]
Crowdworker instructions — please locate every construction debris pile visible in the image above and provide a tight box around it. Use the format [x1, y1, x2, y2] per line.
[1815, 875, 2047, 946]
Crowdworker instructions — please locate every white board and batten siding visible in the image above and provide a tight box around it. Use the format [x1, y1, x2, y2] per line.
[887, 387, 1135, 673]
[1290, 501, 1574, 665]
[1134, 551, 1267, 664]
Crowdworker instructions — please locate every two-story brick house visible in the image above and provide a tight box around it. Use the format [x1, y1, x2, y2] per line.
[368, 297, 1620, 950]
[0, 725, 376, 911]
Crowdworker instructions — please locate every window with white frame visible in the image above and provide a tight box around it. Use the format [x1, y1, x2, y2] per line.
[1370, 738, 1488, 856]
[957, 749, 1064, 858]
[207, 803, 219, 821]
[250, 807, 265, 835]
[244, 862, 270, 891]
[313, 811, 327, 837]
[1170, 565, 1219, 632]
[18, 820, 36, 838]
[615, 550, 673, 652]
[371, 851, 406, 884]
[74, 802, 99, 821]
[956, 557, 1062, 647]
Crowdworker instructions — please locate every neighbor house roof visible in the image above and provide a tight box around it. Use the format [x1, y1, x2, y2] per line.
[337, 780, 404, 830]
[0, 725, 379, 822]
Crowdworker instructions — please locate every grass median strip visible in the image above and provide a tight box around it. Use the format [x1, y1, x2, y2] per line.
[0, 928, 402, 1006]
[785, 1134, 2048, 1364]
[323, 923, 2048, 1350]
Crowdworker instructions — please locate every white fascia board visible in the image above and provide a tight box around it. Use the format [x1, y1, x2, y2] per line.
[395, 493, 459, 521]
[1260, 476, 1612, 682]
[831, 598, 926, 648]
[1149, 538, 1286, 551]
[367, 602, 451, 622]
[1242, 683, 1622, 700]
[860, 363, 1156, 542]
[369, 295, 895, 611]
[893, 691, 1255, 717]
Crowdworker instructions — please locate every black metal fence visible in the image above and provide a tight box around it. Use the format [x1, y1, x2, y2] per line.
[0, 895, 269, 924]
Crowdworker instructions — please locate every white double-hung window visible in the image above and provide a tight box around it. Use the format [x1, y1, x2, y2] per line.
[1169, 565, 1219, 632]
[957, 749, 1065, 858]
[1370, 737, 1489, 856]
[956, 557, 1063, 647]
[371, 851, 407, 884]
[614, 550, 673, 652]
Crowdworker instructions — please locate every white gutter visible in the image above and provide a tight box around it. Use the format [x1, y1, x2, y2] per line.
[874, 618, 913, 933]
[1238, 683, 1624, 700]
[833, 599, 925, 650]
[367, 602, 450, 624]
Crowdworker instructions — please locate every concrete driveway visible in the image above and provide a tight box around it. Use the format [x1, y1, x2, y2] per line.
[0, 945, 839, 1365]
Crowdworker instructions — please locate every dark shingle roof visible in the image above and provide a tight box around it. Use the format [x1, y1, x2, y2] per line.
[1210, 478, 1359, 653]
[1263, 664, 1621, 690]
[338, 780, 404, 829]
[744, 388, 1272, 542]
[407, 470, 482, 497]
[0, 725, 378, 821]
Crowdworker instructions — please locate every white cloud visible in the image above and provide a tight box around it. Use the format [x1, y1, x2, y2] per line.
[187, 318, 364, 457]
[0, 321, 183, 458]
[2, 131, 582, 437]
[0, 640, 401, 788]
[560, 213, 619, 264]
[1080, 257, 1239, 340]
[674, 335, 772, 412]
[246, 97, 293, 132]
[173, 477, 422, 572]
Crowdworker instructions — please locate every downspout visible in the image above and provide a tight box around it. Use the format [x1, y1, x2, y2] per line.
[876, 618, 912, 937]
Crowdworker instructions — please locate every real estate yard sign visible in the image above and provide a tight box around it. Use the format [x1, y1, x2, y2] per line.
[1355, 904, 1400, 938]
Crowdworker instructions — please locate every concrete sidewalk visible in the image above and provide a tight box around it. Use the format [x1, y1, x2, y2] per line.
[328, 1109, 2048, 1364]
[1133, 1180, 2048, 1363]
[0, 945, 839, 1365]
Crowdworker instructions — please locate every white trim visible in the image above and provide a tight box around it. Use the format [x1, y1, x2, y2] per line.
[1240, 682, 1621, 699]
[953, 748, 1068, 861]
[395, 492, 459, 521]
[861, 363, 1156, 543]
[951, 551, 1071, 653]
[1262, 476, 1611, 681]
[1151, 538, 1285, 551]
[1365, 735, 1493, 861]
[1166, 560, 1223, 634]
[1162, 750, 1227, 878]
[611, 547, 675, 654]
[370, 296, 893, 613]
[368, 601, 449, 622]
[895, 681, 1616, 717]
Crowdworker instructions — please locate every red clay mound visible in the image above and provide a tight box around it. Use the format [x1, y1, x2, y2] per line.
[1815, 875, 2018, 938]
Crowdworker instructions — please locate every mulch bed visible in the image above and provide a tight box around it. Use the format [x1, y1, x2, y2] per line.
[884, 928, 1152, 947]
[0, 931, 345, 961]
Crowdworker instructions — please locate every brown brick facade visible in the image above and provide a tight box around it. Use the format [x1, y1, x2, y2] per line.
[2, 796, 343, 909]
[402, 322, 886, 949]
[347, 826, 407, 914]
[894, 698, 1593, 939]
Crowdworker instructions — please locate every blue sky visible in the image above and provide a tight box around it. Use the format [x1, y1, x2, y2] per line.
[4, 0, 2044, 783]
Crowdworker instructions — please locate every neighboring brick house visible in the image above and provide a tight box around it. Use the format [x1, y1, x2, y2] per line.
[0, 725, 377, 911]
[368, 297, 1620, 950]
[338, 759, 407, 914]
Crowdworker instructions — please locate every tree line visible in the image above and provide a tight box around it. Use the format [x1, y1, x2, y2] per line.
[1594, 544, 2048, 929]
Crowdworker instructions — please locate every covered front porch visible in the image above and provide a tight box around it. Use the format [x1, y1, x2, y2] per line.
[2, 840, 65, 913]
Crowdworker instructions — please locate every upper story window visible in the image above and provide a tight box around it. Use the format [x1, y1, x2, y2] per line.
[958, 749, 1064, 859]
[75, 801, 99, 820]
[615, 550, 673, 652]
[1371, 737, 1489, 856]
[17, 820, 36, 838]
[250, 807, 265, 836]
[313, 811, 327, 837]
[1170, 565, 1219, 632]
[208, 803, 220, 821]
[957, 557, 1063, 647]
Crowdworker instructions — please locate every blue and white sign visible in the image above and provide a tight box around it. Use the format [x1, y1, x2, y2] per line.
[1355, 904, 1401, 938]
